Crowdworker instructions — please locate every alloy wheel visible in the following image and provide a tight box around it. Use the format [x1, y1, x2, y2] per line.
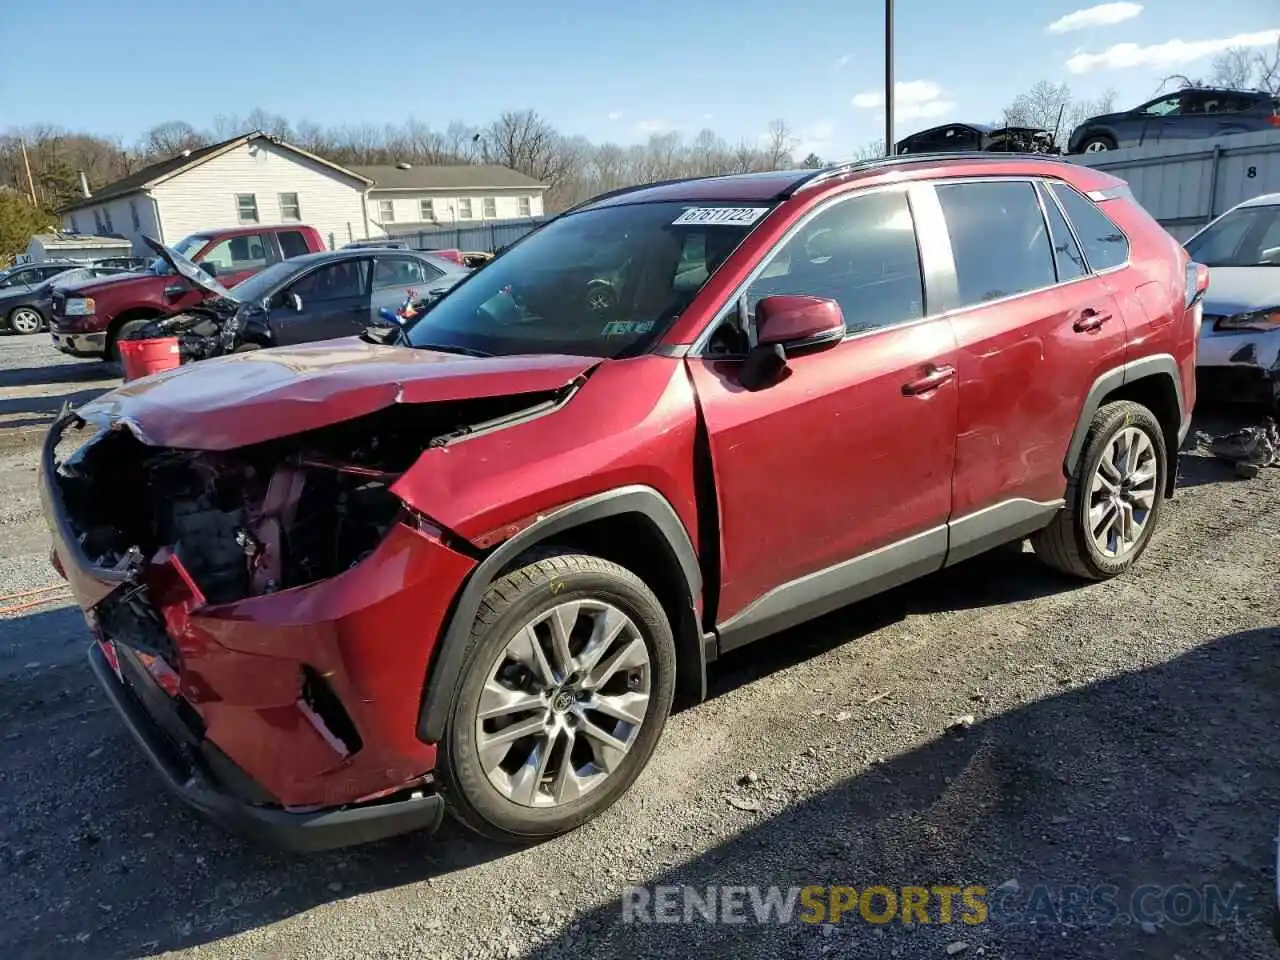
[1084, 140, 1110, 153]
[1088, 426, 1158, 558]
[474, 599, 651, 808]
[9, 308, 41, 335]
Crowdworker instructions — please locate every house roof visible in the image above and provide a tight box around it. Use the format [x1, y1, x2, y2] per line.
[352, 164, 547, 192]
[34, 233, 132, 249]
[58, 131, 372, 214]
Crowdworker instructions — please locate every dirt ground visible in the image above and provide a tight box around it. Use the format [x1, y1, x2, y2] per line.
[0, 333, 1277, 960]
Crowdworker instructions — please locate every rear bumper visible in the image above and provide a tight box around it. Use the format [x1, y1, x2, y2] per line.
[88, 642, 445, 852]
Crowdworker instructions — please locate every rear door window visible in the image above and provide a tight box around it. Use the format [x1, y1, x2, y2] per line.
[935, 180, 1056, 307]
[288, 259, 371, 302]
[1049, 182, 1129, 271]
[278, 230, 311, 259]
[1036, 182, 1088, 282]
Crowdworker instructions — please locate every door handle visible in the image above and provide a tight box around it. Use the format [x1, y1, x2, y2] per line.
[1073, 310, 1112, 333]
[902, 363, 956, 396]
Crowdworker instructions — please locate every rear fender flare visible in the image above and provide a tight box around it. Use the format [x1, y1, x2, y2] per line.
[1065, 353, 1185, 490]
[416, 485, 702, 743]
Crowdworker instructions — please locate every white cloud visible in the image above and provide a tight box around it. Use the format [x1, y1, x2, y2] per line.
[837, 54, 852, 66]
[1066, 27, 1280, 72]
[634, 119, 673, 134]
[851, 80, 956, 120]
[606, 110, 622, 121]
[700, 112, 715, 120]
[1046, 2, 1142, 34]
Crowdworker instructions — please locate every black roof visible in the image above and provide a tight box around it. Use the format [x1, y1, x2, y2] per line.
[59, 135, 245, 213]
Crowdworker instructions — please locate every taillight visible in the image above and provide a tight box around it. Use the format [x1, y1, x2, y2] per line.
[1185, 261, 1209, 308]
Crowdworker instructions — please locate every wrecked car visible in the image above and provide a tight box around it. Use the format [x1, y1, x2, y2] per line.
[895, 122, 1057, 155]
[45, 154, 1198, 851]
[125, 237, 472, 362]
[1184, 192, 1280, 410]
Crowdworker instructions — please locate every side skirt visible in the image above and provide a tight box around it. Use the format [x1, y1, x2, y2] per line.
[715, 498, 1062, 653]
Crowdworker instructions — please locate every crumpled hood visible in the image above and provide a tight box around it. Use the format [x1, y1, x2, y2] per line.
[74, 338, 599, 449]
[1201, 266, 1280, 316]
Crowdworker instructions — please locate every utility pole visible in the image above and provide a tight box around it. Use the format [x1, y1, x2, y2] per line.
[884, 0, 895, 156]
[19, 137, 37, 204]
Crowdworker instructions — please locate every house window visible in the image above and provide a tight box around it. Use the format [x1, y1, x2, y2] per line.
[129, 199, 141, 231]
[419, 198, 434, 221]
[518, 196, 532, 217]
[93, 210, 103, 233]
[379, 200, 395, 223]
[235, 194, 259, 224]
[482, 197, 497, 219]
[69, 215, 80, 233]
[458, 198, 473, 220]
[278, 193, 301, 222]
[101, 207, 114, 233]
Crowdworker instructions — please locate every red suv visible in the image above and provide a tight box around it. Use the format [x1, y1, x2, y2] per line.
[49, 224, 325, 361]
[42, 154, 1203, 851]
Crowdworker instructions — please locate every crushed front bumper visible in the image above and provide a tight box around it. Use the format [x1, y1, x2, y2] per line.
[50, 329, 107, 358]
[42, 411, 479, 848]
[88, 640, 445, 852]
[1196, 327, 1280, 406]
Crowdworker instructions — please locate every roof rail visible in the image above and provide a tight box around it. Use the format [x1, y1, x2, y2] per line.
[782, 151, 1071, 197]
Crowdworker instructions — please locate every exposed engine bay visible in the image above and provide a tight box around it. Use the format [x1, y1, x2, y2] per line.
[54, 395, 555, 608]
[128, 298, 242, 362]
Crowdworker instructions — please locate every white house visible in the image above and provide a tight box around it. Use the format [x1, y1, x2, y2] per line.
[59, 132, 374, 254]
[351, 164, 548, 234]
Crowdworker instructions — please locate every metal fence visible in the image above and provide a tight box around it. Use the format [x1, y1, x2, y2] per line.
[1071, 128, 1280, 241]
[383, 217, 546, 253]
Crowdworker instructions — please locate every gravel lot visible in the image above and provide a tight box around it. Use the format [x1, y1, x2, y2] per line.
[0, 333, 1277, 960]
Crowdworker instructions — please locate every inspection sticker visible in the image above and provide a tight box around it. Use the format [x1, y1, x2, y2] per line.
[672, 206, 770, 226]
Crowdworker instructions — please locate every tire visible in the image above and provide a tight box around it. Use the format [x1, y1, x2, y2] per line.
[8, 307, 43, 335]
[231, 342, 262, 353]
[439, 552, 676, 843]
[1033, 400, 1167, 580]
[1079, 135, 1116, 154]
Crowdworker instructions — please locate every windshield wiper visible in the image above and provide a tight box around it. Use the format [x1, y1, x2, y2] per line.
[414, 342, 493, 358]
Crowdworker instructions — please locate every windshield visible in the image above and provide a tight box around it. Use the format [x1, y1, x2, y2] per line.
[147, 233, 210, 275]
[404, 201, 771, 357]
[1185, 204, 1280, 267]
[229, 259, 304, 303]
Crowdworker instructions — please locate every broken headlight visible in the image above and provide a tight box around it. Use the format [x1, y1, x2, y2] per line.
[1215, 308, 1280, 332]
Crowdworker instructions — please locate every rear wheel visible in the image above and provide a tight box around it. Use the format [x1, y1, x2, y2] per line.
[1033, 400, 1167, 580]
[1079, 135, 1116, 153]
[440, 552, 676, 842]
[8, 307, 42, 335]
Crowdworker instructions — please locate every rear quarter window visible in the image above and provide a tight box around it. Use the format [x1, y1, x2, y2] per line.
[1049, 182, 1129, 272]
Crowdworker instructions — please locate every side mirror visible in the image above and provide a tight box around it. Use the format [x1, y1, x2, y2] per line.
[287, 292, 303, 312]
[741, 295, 846, 391]
[197, 260, 218, 277]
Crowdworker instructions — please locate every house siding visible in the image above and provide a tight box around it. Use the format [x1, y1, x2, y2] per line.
[367, 187, 545, 233]
[62, 193, 159, 255]
[147, 141, 369, 250]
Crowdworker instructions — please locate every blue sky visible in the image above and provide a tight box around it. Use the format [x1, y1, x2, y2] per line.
[1, 0, 1276, 158]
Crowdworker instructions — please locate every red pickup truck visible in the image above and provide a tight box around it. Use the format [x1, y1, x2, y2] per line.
[49, 225, 326, 361]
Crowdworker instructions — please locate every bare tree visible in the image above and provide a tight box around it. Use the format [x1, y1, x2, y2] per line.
[761, 119, 797, 170]
[1002, 81, 1117, 145]
[142, 121, 207, 159]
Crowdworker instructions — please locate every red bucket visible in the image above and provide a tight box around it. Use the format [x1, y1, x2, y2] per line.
[118, 337, 181, 382]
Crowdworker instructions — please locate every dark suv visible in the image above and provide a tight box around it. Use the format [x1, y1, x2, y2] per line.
[43, 152, 1202, 851]
[1068, 87, 1280, 153]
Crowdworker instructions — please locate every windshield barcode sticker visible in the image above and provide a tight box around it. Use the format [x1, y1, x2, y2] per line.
[672, 207, 770, 226]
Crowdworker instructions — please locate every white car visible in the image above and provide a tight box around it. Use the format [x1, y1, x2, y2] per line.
[1184, 193, 1280, 408]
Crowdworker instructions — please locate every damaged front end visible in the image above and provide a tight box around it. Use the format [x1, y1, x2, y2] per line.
[41, 390, 570, 849]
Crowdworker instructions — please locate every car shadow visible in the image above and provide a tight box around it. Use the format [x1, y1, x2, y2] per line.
[0, 387, 113, 425]
[523, 626, 1280, 959]
[0, 361, 114, 390]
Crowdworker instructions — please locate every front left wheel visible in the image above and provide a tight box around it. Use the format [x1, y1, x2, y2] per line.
[440, 552, 676, 843]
